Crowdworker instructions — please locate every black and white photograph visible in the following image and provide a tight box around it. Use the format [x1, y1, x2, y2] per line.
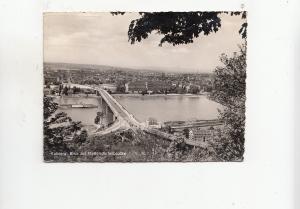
[43, 12, 247, 162]
[1, 0, 298, 208]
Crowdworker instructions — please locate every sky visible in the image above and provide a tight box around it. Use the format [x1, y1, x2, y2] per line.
[44, 12, 245, 73]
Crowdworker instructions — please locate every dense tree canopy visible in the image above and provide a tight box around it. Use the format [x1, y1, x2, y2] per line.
[43, 96, 87, 160]
[212, 45, 246, 107]
[211, 45, 246, 161]
[112, 11, 247, 46]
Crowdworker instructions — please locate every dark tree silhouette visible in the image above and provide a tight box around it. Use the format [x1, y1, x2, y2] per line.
[211, 45, 246, 161]
[112, 11, 247, 46]
[183, 128, 190, 138]
[94, 111, 104, 125]
[74, 129, 88, 144]
[43, 96, 87, 161]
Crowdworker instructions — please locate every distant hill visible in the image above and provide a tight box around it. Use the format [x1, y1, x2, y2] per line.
[43, 62, 212, 74]
[44, 62, 130, 72]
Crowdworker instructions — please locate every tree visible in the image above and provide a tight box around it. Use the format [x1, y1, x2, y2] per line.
[189, 85, 200, 94]
[141, 89, 147, 95]
[112, 12, 247, 46]
[210, 45, 246, 161]
[43, 96, 87, 160]
[63, 86, 68, 95]
[94, 111, 104, 125]
[167, 125, 173, 134]
[116, 85, 126, 93]
[183, 128, 190, 138]
[59, 84, 63, 95]
[166, 136, 186, 160]
[74, 129, 88, 144]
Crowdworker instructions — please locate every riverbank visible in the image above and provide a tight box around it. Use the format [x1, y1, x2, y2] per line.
[113, 93, 208, 97]
[47, 92, 209, 99]
[47, 94, 99, 99]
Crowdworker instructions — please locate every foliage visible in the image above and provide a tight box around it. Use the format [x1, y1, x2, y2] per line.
[72, 86, 81, 94]
[183, 128, 190, 138]
[189, 85, 200, 94]
[74, 129, 88, 144]
[43, 96, 88, 161]
[43, 96, 58, 119]
[62, 86, 69, 95]
[212, 46, 246, 107]
[185, 146, 220, 162]
[210, 45, 246, 161]
[94, 111, 104, 125]
[116, 84, 126, 93]
[112, 11, 247, 46]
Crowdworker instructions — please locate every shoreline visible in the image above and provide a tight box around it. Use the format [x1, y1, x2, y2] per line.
[48, 93, 209, 99]
[112, 93, 208, 97]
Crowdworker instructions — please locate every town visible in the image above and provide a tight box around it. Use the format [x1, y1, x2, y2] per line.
[44, 62, 214, 95]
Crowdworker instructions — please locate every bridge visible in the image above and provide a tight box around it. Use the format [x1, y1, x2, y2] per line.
[65, 73, 141, 131]
[64, 83, 220, 147]
[68, 85, 142, 135]
[62, 83, 141, 131]
[93, 87, 141, 129]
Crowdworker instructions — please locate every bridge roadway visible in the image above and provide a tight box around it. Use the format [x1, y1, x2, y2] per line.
[66, 83, 141, 133]
[91, 87, 141, 128]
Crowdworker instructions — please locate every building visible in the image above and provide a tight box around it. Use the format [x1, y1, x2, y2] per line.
[147, 81, 171, 93]
[100, 83, 117, 93]
[146, 117, 162, 129]
[127, 81, 147, 93]
[188, 127, 221, 142]
[44, 76, 58, 85]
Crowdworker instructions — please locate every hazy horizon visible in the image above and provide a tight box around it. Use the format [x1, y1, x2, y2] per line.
[44, 12, 245, 73]
[44, 61, 214, 73]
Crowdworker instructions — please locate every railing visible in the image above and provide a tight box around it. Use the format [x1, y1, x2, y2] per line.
[104, 91, 140, 126]
[95, 87, 141, 127]
[96, 89, 120, 117]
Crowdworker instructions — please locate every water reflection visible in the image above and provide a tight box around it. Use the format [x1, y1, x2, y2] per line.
[54, 96, 101, 125]
[114, 95, 222, 122]
[53, 95, 222, 126]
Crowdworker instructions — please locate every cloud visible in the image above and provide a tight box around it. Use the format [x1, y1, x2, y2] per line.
[44, 12, 245, 72]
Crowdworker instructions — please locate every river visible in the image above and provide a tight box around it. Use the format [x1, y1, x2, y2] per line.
[114, 94, 222, 123]
[53, 94, 222, 126]
[54, 96, 101, 126]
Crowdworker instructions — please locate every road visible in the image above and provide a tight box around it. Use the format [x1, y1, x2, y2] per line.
[94, 87, 141, 128]
[90, 119, 127, 136]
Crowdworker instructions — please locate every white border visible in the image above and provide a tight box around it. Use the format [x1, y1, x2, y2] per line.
[0, 0, 296, 209]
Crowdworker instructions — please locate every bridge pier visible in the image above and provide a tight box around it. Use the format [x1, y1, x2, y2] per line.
[93, 87, 140, 129]
[105, 104, 109, 115]
[100, 96, 103, 106]
[100, 99, 115, 126]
